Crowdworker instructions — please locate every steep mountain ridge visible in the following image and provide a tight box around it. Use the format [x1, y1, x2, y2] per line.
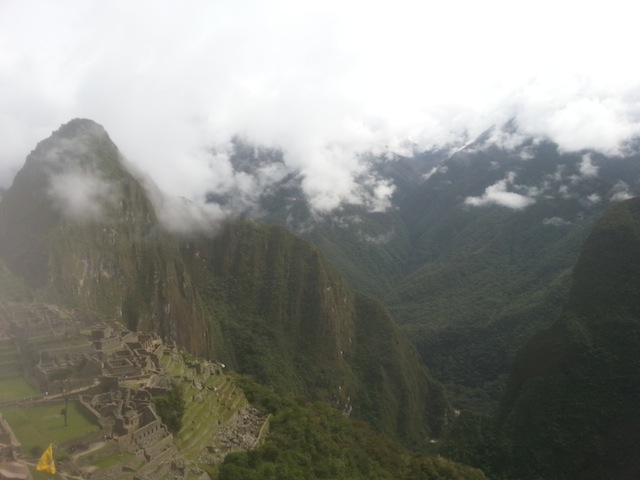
[179, 219, 447, 445]
[0, 119, 210, 355]
[0, 119, 447, 446]
[253, 134, 639, 410]
[498, 197, 640, 479]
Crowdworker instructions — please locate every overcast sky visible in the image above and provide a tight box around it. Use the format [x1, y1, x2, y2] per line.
[1, 0, 639, 212]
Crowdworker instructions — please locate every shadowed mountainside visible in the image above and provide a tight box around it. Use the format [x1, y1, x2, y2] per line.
[252, 135, 639, 412]
[180, 219, 448, 445]
[0, 119, 211, 355]
[497, 197, 640, 479]
[0, 119, 447, 447]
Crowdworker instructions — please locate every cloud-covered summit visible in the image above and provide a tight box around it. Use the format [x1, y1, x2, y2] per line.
[24, 119, 121, 222]
[1, 1, 639, 214]
[22, 119, 229, 234]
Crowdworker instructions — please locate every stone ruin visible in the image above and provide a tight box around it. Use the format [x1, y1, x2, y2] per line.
[78, 384, 177, 474]
[32, 325, 164, 395]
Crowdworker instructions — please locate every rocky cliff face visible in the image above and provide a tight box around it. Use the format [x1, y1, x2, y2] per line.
[182, 219, 448, 445]
[0, 119, 210, 355]
[0, 119, 447, 446]
[499, 197, 640, 480]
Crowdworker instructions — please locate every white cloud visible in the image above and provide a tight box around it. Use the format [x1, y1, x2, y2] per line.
[1, 0, 640, 214]
[543, 217, 571, 227]
[423, 165, 448, 180]
[547, 98, 639, 155]
[359, 229, 396, 245]
[154, 195, 228, 235]
[610, 181, 634, 202]
[465, 172, 536, 210]
[558, 185, 571, 199]
[423, 167, 439, 181]
[586, 193, 601, 205]
[487, 128, 529, 151]
[579, 154, 599, 178]
[48, 170, 118, 221]
[29, 120, 121, 221]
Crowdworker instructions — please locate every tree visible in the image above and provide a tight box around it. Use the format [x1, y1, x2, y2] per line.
[153, 381, 185, 434]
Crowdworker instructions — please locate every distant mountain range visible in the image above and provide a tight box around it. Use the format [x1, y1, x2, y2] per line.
[0, 119, 447, 448]
[226, 126, 640, 411]
[1, 119, 638, 479]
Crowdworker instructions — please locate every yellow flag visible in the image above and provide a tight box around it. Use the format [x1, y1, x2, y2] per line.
[36, 443, 55, 474]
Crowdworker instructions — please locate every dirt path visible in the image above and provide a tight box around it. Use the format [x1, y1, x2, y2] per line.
[71, 440, 107, 460]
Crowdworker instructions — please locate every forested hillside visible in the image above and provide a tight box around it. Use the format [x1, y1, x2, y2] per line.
[0, 119, 447, 448]
[253, 132, 640, 411]
[2, 119, 638, 479]
[497, 197, 640, 479]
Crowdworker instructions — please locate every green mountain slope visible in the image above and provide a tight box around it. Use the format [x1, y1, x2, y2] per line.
[256, 136, 639, 411]
[498, 197, 640, 479]
[0, 119, 210, 355]
[180, 219, 448, 446]
[0, 119, 447, 448]
[219, 392, 485, 480]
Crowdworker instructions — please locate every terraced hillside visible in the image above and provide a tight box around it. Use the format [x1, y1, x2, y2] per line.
[0, 119, 449, 447]
[163, 352, 268, 468]
[0, 302, 261, 480]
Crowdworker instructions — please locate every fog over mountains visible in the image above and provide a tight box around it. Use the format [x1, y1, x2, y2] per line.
[229, 123, 639, 413]
[2, 0, 640, 219]
[1, 119, 638, 479]
[0, 119, 451, 447]
[2, 2, 640, 478]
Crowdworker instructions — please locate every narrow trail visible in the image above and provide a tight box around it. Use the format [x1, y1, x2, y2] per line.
[71, 440, 107, 460]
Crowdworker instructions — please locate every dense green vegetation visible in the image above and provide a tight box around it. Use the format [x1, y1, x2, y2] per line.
[153, 380, 186, 434]
[432, 198, 640, 479]
[437, 411, 505, 478]
[219, 377, 485, 480]
[183, 219, 449, 447]
[0, 119, 448, 450]
[262, 139, 639, 413]
[495, 197, 640, 479]
[3, 119, 639, 479]
[219, 403, 485, 480]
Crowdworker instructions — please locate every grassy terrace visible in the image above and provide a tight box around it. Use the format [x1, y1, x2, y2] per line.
[31, 335, 92, 351]
[1, 401, 100, 453]
[0, 348, 256, 478]
[178, 376, 240, 456]
[162, 351, 249, 462]
[0, 376, 39, 402]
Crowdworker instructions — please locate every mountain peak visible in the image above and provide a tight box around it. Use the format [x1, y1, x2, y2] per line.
[0, 118, 156, 286]
[27, 118, 119, 173]
[53, 117, 108, 138]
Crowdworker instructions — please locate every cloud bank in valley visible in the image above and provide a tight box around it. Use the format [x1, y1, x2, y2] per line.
[1, 0, 639, 215]
[465, 172, 536, 210]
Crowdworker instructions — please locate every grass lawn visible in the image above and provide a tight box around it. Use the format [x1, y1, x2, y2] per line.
[90, 450, 135, 469]
[0, 376, 39, 401]
[30, 468, 65, 480]
[1, 401, 100, 455]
